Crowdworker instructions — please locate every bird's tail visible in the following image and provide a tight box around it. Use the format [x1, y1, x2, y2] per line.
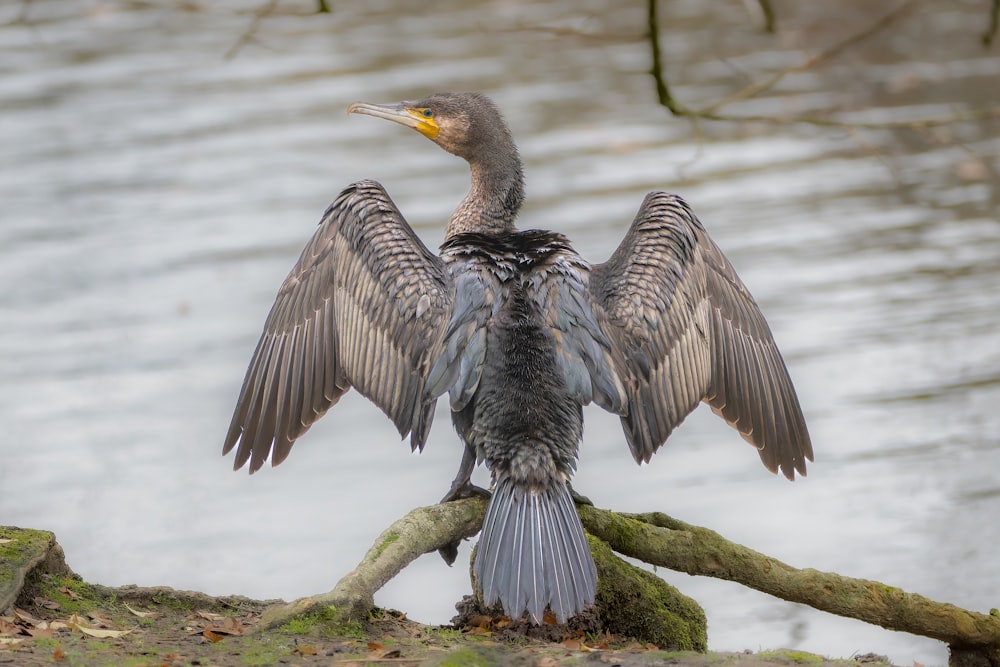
[474, 475, 597, 624]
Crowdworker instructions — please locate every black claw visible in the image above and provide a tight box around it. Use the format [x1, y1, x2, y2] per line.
[440, 482, 491, 503]
[437, 541, 460, 566]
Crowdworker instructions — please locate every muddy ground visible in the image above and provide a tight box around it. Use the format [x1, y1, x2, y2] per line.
[0, 527, 897, 667]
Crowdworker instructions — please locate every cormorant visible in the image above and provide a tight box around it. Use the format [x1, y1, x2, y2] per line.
[222, 92, 812, 625]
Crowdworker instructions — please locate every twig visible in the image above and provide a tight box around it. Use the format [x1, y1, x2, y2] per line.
[225, 0, 279, 60]
[647, 0, 691, 115]
[986, 0, 999, 46]
[757, 0, 777, 33]
[701, 0, 917, 115]
[646, 0, 997, 130]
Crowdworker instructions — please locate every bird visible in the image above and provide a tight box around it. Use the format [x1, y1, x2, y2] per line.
[222, 91, 813, 626]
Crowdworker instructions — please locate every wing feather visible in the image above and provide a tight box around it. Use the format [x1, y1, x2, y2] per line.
[589, 191, 812, 479]
[223, 180, 453, 473]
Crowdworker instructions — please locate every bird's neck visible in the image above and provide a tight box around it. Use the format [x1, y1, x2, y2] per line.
[446, 157, 524, 238]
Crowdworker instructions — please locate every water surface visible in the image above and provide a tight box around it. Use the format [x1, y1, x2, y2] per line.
[2, 1, 999, 663]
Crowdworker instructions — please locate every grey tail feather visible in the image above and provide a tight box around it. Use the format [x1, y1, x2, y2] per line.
[474, 475, 597, 624]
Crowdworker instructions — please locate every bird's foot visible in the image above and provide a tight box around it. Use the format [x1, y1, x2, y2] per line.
[568, 484, 593, 506]
[437, 482, 490, 566]
[440, 481, 491, 503]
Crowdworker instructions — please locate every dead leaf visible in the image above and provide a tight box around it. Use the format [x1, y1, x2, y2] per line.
[371, 648, 401, 659]
[542, 610, 558, 625]
[87, 610, 115, 626]
[202, 617, 244, 637]
[195, 610, 225, 622]
[0, 638, 24, 645]
[536, 657, 560, 667]
[123, 603, 159, 619]
[0, 618, 19, 635]
[12, 609, 41, 625]
[26, 627, 54, 638]
[561, 638, 582, 650]
[466, 615, 491, 628]
[367, 641, 384, 651]
[52, 646, 67, 661]
[203, 629, 223, 643]
[59, 587, 82, 601]
[33, 596, 60, 610]
[293, 645, 318, 656]
[68, 615, 131, 639]
[76, 625, 132, 639]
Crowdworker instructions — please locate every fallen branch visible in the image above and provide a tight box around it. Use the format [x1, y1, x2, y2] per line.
[577, 507, 1000, 658]
[259, 496, 487, 629]
[259, 499, 1000, 665]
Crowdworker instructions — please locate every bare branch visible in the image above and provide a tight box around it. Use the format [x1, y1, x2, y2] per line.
[225, 0, 280, 61]
[645, 0, 998, 130]
[702, 0, 917, 115]
[986, 0, 1000, 46]
[757, 0, 777, 33]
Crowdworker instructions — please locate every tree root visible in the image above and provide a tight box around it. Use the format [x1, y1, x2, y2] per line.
[259, 499, 1000, 666]
[258, 497, 488, 629]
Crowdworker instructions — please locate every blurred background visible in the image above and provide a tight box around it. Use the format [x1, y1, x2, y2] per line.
[2, 0, 998, 663]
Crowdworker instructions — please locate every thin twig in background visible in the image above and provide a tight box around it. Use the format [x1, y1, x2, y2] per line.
[646, 0, 999, 129]
[225, 0, 279, 60]
[757, 0, 777, 33]
[702, 0, 917, 115]
[985, 0, 999, 45]
[647, 0, 689, 115]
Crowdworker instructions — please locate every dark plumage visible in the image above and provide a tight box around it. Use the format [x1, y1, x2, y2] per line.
[222, 92, 813, 624]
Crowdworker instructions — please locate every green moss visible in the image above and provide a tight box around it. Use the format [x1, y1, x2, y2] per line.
[0, 527, 55, 605]
[588, 534, 707, 651]
[0, 527, 52, 563]
[427, 644, 501, 667]
[757, 649, 827, 664]
[36, 574, 107, 614]
[279, 605, 367, 638]
[370, 531, 400, 560]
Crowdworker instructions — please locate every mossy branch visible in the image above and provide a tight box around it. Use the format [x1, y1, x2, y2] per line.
[260, 499, 1000, 663]
[577, 507, 1000, 656]
[259, 496, 488, 629]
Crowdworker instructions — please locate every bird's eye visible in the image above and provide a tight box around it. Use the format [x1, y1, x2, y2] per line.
[422, 109, 434, 118]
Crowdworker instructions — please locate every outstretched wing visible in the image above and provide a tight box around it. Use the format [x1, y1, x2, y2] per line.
[223, 179, 453, 473]
[589, 192, 812, 479]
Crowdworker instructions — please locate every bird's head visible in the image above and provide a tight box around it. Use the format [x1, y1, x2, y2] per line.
[348, 92, 514, 165]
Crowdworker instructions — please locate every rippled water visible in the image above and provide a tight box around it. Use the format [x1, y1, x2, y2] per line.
[2, 1, 998, 663]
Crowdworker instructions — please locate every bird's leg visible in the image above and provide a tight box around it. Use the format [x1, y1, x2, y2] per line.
[437, 442, 490, 566]
[439, 442, 490, 503]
